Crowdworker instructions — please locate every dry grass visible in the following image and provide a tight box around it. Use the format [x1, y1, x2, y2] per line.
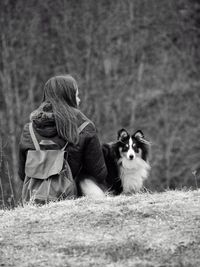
[0, 190, 200, 267]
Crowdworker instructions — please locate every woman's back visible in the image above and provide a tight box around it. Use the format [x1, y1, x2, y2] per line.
[18, 101, 107, 192]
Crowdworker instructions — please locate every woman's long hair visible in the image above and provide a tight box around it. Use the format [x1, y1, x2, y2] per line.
[43, 75, 82, 144]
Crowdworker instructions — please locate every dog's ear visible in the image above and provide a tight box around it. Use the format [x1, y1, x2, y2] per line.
[133, 130, 151, 145]
[117, 128, 129, 140]
[133, 130, 144, 139]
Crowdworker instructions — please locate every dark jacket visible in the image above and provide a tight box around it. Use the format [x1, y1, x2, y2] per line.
[18, 103, 107, 189]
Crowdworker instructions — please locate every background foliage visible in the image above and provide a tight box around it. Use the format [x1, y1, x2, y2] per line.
[0, 0, 199, 207]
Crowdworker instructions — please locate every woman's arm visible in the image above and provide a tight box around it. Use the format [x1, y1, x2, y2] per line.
[18, 123, 31, 181]
[18, 143, 26, 181]
[82, 130, 107, 186]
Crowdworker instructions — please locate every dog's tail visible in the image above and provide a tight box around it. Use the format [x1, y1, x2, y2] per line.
[80, 179, 105, 199]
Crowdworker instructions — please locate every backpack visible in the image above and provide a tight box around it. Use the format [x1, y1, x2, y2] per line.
[22, 121, 90, 204]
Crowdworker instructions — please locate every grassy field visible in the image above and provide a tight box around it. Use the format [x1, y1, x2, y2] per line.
[0, 190, 200, 267]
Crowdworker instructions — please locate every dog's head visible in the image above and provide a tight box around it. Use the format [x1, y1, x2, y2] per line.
[117, 128, 150, 161]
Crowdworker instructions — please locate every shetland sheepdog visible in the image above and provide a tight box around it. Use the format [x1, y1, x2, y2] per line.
[103, 129, 151, 195]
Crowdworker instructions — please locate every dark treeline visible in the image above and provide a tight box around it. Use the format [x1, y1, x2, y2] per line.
[0, 0, 200, 207]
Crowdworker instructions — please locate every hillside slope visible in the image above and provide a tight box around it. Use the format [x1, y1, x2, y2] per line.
[0, 190, 200, 267]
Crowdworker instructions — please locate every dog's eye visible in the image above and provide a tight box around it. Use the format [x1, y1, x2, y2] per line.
[126, 144, 129, 148]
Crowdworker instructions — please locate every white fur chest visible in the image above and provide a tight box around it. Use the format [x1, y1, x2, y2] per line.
[118, 157, 150, 194]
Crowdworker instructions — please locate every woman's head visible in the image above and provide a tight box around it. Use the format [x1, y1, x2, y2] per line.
[43, 75, 80, 107]
[42, 75, 82, 144]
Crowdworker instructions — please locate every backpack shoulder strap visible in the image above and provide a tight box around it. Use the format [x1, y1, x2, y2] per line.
[61, 142, 68, 151]
[61, 121, 90, 151]
[78, 120, 91, 134]
[29, 123, 40, 151]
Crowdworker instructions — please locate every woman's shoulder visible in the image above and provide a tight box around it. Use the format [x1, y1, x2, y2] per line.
[78, 120, 96, 136]
[19, 122, 33, 149]
[76, 111, 96, 135]
[21, 122, 30, 136]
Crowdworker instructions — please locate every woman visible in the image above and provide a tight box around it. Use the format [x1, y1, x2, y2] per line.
[18, 75, 107, 201]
